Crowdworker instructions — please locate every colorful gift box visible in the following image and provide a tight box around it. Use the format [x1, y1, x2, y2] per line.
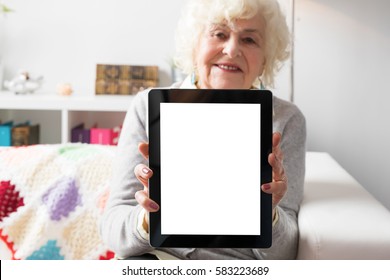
[0, 121, 13, 146]
[90, 126, 121, 146]
[71, 123, 91, 144]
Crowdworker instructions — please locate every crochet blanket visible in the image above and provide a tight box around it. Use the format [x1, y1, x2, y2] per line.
[0, 144, 115, 260]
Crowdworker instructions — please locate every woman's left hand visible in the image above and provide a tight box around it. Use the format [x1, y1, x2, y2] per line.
[261, 132, 287, 220]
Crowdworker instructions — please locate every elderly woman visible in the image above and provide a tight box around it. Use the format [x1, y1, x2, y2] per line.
[100, 0, 306, 260]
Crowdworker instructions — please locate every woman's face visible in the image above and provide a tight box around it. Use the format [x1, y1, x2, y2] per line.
[195, 13, 266, 89]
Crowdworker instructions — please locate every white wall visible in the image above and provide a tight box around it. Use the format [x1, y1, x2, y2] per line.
[1, 0, 187, 94]
[294, 0, 390, 209]
[1, 0, 292, 99]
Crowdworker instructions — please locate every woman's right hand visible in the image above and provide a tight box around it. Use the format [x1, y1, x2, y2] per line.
[134, 142, 159, 232]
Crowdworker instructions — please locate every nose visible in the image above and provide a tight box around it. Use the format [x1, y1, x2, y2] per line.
[222, 36, 241, 58]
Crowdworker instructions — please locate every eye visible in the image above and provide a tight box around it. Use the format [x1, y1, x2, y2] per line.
[213, 31, 228, 40]
[242, 37, 257, 45]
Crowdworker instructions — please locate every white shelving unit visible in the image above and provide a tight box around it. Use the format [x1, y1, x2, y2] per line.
[0, 91, 133, 144]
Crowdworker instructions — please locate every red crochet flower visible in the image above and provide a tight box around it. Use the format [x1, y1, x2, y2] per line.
[99, 250, 115, 260]
[0, 181, 24, 222]
[0, 229, 18, 260]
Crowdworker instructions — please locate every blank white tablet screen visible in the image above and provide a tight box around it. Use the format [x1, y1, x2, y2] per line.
[160, 103, 261, 235]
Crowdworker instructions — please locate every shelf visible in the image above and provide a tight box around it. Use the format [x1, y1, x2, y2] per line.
[0, 91, 133, 145]
[0, 91, 134, 111]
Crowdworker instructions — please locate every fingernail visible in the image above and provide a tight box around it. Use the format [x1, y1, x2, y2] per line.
[263, 184, 271, 191]
[149, 202, 159, 210]
[142, 167, 151, 175]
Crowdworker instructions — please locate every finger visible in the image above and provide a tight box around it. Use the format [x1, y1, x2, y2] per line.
[138, 142, 149, 159]
[135, 190, 160, 212]
[261, 180, 287, 208]
[268, 153, 285, 182]
[272, 132, 283, 162]
[273, 144, 284, 163]
[134, 164, 153, 188]
[273, 132, 282, 149]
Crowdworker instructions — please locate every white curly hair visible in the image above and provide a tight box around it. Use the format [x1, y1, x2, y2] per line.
[173, 0, 290, 88]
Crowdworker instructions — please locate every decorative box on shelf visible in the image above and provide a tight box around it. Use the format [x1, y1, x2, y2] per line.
[95, 64, 158, 95]
[90, 126, 122, 146]
[71, 123, 91, 144]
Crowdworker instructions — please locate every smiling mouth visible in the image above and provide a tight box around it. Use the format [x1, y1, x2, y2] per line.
[216, 64, 242, 72]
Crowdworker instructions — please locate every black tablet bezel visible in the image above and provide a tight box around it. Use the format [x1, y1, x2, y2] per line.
[148, 88, 273, 248]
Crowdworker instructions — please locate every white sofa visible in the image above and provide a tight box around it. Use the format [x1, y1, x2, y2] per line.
[298, 152, 390, 259]
[0, 144, 389, 259]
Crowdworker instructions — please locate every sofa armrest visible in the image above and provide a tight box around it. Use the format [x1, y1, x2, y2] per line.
[297, 152, 390, 259]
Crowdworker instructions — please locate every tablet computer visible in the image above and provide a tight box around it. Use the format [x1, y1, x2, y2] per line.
[148, 89, 273, 248]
